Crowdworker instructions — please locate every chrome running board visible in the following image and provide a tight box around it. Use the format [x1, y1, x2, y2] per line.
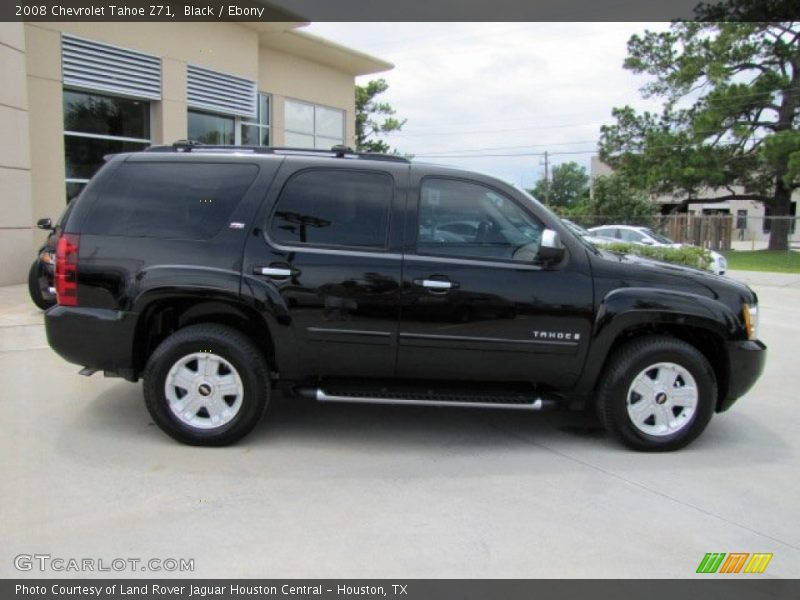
[314, 389, 552, 411]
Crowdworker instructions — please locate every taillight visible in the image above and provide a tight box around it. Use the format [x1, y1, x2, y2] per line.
[55, 233, 80, 306]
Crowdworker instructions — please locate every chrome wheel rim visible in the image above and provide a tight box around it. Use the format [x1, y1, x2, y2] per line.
[164, 352, 244, 430]
[626, 362, 698, 437]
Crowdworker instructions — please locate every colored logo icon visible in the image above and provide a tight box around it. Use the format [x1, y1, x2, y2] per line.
[696, 553, 773, 574]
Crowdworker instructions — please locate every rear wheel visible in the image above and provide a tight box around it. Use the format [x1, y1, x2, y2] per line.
[596, 336, 716, 451]
[143, 324, 269, 446]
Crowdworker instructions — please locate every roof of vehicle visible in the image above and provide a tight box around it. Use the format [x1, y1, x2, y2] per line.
[589, 224, 649, 231]
[114, 142, 530, 197]
[142, 141, 411, 164]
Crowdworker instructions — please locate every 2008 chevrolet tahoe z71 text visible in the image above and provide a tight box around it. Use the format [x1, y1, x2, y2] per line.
[44, 144, 767, 451]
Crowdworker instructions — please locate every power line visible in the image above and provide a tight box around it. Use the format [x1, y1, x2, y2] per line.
[384, 87, 795, 140]
[414, 137, 769, 159]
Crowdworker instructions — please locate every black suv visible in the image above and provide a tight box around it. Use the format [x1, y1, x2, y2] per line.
[45, 144, 766, 451]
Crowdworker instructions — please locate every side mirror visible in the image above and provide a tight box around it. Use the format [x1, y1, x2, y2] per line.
[36, 217, 53, 231]
[538, 229, 565, 264]
[640, 238, 654, 245]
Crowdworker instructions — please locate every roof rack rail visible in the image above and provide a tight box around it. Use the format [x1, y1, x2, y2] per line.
[143, 141, 410, 163]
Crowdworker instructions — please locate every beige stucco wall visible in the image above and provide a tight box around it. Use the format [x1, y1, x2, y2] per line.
[0, 23, 34, 286]
[258, 45, 356, 147]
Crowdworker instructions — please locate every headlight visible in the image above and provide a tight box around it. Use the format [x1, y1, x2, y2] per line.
[743, 304, 759, 340]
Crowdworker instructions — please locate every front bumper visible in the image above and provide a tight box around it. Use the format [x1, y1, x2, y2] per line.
[45, 305, 138, 380]
[718, 339, 767, 412]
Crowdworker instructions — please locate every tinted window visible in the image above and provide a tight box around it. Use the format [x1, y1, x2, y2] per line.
[270, 169, 392, 248]
[418, 178, 544, 262]
[85, 162, 258, 239]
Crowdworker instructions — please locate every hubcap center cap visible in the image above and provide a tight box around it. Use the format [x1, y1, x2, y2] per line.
[655, 391, 668, 405]
[198, 383, 213, 397]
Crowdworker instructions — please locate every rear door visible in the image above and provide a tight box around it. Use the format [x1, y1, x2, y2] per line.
[242, 159, 406, 379]
[396, 173, 594, 388]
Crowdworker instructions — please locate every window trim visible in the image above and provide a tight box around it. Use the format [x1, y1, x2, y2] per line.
[284, 98, 345, 150]
[265, 167, 394, 252]
[240, 92, 271, 147]
[414, 175, 551, 266]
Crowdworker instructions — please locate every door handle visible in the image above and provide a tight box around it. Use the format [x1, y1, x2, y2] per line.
[414, 278, 458, 290]
[254, 265, 296, 279]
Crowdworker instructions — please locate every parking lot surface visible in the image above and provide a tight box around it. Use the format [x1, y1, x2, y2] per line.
[1, 271, 799, 578]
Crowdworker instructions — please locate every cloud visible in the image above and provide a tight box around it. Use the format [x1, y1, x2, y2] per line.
[307, 22, 668, 188]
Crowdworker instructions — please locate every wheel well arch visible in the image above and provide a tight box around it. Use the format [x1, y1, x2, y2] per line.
[599, 323, 729, 411]
[132, 298, 277, 378]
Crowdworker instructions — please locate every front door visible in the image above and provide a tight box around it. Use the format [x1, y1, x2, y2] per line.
[397, 176, 593, 389]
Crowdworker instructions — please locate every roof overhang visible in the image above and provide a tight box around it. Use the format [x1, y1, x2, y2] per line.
[257, 29, 394, 76]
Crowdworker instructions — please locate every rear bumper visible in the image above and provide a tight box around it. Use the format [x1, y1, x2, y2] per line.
[45, 305, 138, 380]
[718, 339, 767, 412]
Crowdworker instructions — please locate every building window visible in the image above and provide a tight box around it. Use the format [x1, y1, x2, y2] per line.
[187, 110, 235, 145]
[284, 99, 344, 150]
[63, 89, 150, 202]
[241, 93, 271, 146]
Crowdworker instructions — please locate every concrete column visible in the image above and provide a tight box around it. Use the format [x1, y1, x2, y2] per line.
[271, 94, 286, 145]
[152, 57, 187, 144]
[25, 24, 65, 263]
[0, 23, 34, 286]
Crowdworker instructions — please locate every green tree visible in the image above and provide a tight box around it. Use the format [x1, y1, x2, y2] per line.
[599, 9, 800, 250]
[531, 161, 590, 207]
[589, 174, 658, 226]
[355, 79, 406, 154]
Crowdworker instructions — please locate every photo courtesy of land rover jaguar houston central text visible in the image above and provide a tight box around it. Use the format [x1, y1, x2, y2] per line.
[44, 144, 767, 451]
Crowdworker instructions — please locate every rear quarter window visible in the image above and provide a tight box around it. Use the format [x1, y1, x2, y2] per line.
[84, 162, 258, 240]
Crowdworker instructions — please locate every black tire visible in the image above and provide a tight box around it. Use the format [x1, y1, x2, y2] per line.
[28, 260, 55, 310]
[143, 324, 269, 446]
[596, 335, 716, 452]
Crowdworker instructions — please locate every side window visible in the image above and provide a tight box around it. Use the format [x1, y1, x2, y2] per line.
[270, 169, 392, 248]
[620, 229, 644, 243]
[417, 178, 544, 262]
[85, 162, 258, 239]
[600, 228, 620, 239]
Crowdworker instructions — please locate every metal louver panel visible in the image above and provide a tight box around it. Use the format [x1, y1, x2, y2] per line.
[62, 34, 161, 100]
[187, 65, 256, 118]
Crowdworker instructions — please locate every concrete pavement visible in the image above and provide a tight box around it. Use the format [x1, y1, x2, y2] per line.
[1, 271, 798, 578]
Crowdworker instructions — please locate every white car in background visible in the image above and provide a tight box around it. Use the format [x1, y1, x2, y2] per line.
[561, 219, 619, 247]
[588, 224, 727, 276]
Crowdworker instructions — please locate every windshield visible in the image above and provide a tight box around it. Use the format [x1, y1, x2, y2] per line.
[561, 219, 591, 237]
[643, 228, 675, 244]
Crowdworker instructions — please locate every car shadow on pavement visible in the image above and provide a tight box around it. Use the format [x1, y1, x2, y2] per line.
[62, 381, 789, 469]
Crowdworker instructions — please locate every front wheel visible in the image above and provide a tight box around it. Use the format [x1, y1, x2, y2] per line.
[143, 324, 269, 446]
[596, 336, 717, 452]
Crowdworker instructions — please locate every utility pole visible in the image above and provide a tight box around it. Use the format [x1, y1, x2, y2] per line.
[540, 150, 550, 205]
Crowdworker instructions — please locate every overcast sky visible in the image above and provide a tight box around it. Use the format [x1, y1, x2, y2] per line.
[306, 22, 669, 189]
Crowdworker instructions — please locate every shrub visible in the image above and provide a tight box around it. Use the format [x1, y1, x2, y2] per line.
[601, 242, 713, 271]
